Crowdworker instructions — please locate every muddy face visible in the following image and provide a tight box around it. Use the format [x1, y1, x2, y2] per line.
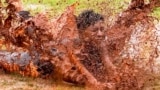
[83, 20, 105, 42]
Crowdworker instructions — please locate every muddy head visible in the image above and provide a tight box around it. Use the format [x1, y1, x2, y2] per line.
[76, 10, 106, 43]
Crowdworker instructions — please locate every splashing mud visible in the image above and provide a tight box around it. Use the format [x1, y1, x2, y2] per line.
[0, 0, 160, 90]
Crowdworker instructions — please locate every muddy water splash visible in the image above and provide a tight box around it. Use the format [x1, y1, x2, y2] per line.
[0, 0, 160, 90]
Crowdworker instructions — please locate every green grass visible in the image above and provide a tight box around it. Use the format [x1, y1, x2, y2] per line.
[152, 7, 160, 19]
[22, 0, 125, 17]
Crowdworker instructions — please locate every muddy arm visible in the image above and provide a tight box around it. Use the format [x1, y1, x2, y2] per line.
[68, 50, 98, 85]
[100, 41, 117, 71]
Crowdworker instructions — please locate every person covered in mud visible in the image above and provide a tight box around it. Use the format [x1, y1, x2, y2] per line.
[76, 10, 108, 82]
[63, 10, 113, 85]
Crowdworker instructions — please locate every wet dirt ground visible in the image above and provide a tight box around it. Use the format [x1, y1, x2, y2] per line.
[0, 71, 84, 90]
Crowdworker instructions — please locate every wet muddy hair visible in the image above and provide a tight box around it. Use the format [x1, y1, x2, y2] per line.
[76, 10, 104, 30]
